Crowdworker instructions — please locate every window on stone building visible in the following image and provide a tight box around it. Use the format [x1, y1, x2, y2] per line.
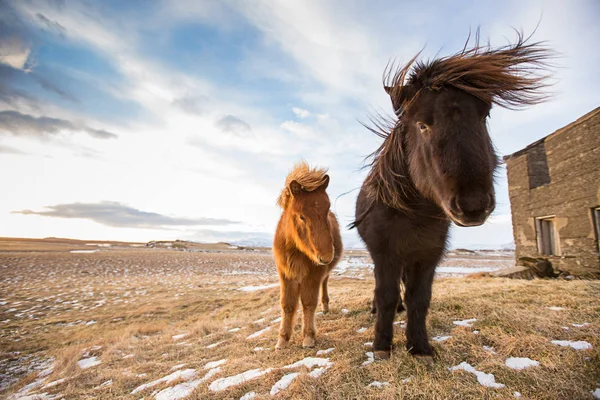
[593, 207, 600, 254]
[535, 217, 558, 256]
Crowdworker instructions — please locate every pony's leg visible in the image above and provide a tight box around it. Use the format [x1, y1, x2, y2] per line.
[372, 255, 402, 359]
[320, 275, 330, 313]
[372, 289, 404, 314]
[300, 278, 320, 348]
[404, 263, 435, 356]
[276, 277, 300, 349]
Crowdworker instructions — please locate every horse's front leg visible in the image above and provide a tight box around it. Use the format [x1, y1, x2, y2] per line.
[404, 262, 435, 356]
[300, 276, 320, 348]
[320, 275, 330, 313]
[276, 276, 300, 349]
[372, 255, 402, 359]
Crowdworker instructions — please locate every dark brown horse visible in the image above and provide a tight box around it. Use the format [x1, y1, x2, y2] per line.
[274, 162, 343, 348]
[353, 33, 553, 360]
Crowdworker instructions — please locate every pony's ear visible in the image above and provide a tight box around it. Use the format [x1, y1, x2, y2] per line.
[289, 180, 303, 196]
[319, 175, 330, 190]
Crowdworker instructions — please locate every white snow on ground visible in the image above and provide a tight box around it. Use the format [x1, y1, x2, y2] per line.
[246, 326, 271, 339]
[85, 320, 96, 326]
[436, 266, 499, 275]
[547, 306, 565, 311]
[131, 369, 197, 394]
[209, 368, 273, 392]
[237, 283, 279, 292]
[77, 356, 101, 369]
[70, 250, 98, 253]
[271, 317, 282, 324]
[94, 380, 112, 389]
[170, 364, 185, 371]
[123, 354, 135, 359]
[591, 388, 600, 399]
[368, 381, 390, 388]
[172, 333, 188, 341]
[228, 327, 241, 332]
[253, 347, 265, 352]
[361, 352, 375, 367]
[283, 357, 333, 370]
[270, 372, 299, 395]
[432, 336, 451, 342]
[205, 341, 224, 349]
[402, 377, 413, 384]
[473, 330, 479, 335]
[308, 367, 329, 378]
[356, 327, 367, 333]
[453, 318, 477, 327]
[204, 359, 227, 369]
[449, 362, 505, 388]
[551, 340, 593, 350]
[514, 392, 522, 398]
[483, 346, 496, 354]
[571, 323, 590, 328]
[153, 370, 223, 400]
[505, 357, 540, 370]
[316, 347, 335, 355]
[43, 379, 66, 389]
[240, 392, 257, 400]
[364, 342, 373, 347]
[341, 309, 350, 314]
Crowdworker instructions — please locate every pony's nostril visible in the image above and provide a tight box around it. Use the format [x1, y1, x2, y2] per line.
[449, 196, 463, 215]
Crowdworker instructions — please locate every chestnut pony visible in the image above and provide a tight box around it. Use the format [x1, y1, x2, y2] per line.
[274, 162, 343, 348]
[353, 32, 554, 360]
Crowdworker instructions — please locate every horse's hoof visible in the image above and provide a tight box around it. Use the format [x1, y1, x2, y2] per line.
[276, 338, 289, 349]
[302, 337, 316, 348]
[413, 354, 434, 367]
[373, 350, 391, 360]
[322, 305, 329, 314]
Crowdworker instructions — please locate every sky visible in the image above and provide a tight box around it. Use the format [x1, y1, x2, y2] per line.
[0, 0, 598, 249]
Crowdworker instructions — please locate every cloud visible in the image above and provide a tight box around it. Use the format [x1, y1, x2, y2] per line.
[292, 107, 310, 118]
[172, 95, 209, 115]
[0, 144, 26, 154]
[0, 110, 117, 139]
[0, 36, 32, 71]
[12, 201, 238, 229]
[215, 115, 252, 135]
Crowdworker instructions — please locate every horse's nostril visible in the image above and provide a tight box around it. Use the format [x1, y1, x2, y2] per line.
[449, 196, 463, 216]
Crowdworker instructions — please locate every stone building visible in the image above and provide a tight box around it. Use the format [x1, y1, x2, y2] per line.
[504, 106, 600, 277]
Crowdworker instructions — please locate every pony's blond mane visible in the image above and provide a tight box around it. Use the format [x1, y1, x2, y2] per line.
[277, 161, 329, 209]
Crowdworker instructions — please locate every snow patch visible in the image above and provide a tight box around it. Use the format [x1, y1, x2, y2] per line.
[316, 347, 335, 355]
[361, 352, 375, 367]
[453, 318, 477, 327]
[592, 388, 600, 399]
[237, 283, 279, 292]
[432, 335, 451, 342]
[357, 327, 367, 333]
[270, 372, 299, 395]
[283, 357, 332, 370]
[131, 369, 197, 394]
[246, 326, 271, 339]
[551, 340, 592, 350]
[547, 306, 565, 311]
[172, 333, 188, 341]
[209, 368, 273, 392]
[70, 250, 98, 253]
[449, 362, 504, 388]
[571, 322, 590, 328]
[240, 392, 257, 400]
[505, 357, 539, 370]
[368, 381, 390, 388]
[228, 327, 241, 332]
[204, 359, 227, 369]
[77, 356, 101, 369]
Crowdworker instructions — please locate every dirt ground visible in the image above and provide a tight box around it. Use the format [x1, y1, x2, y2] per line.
[0, 238, 598, 399]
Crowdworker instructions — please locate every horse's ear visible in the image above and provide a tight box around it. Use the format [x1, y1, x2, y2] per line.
[320, 175, 330, 190]
[289, 180, 303, 196]
[389, 85, 417, 117]
[384, 85, 393, 95]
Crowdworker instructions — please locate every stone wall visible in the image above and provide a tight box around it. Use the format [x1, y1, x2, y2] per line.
[504, 107, 600, 277]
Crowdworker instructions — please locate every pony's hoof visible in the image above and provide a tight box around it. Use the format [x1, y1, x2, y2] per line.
[413, 354, 434, 367]
[322, 305, 329, 314]
[302, 337, 316, 348]
[373, 350, 391, 360]
[276, 338, 289, 349]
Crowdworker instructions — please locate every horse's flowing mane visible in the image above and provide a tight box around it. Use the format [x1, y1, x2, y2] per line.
[277, 161, 329, 209]
[361, 31, 555, 213]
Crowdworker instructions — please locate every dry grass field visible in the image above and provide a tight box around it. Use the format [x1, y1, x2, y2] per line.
[1, 238, 599, 399]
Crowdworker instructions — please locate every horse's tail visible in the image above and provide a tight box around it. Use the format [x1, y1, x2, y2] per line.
[347, 200, 375, 230]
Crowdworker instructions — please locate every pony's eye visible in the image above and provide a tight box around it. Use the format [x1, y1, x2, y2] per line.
[417, 122, 429, 132]
[299, 215, 306, 222]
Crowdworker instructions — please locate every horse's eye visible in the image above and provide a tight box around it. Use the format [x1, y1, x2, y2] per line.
[299, 215, 306, 222]
[416, 122, 429, 133]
